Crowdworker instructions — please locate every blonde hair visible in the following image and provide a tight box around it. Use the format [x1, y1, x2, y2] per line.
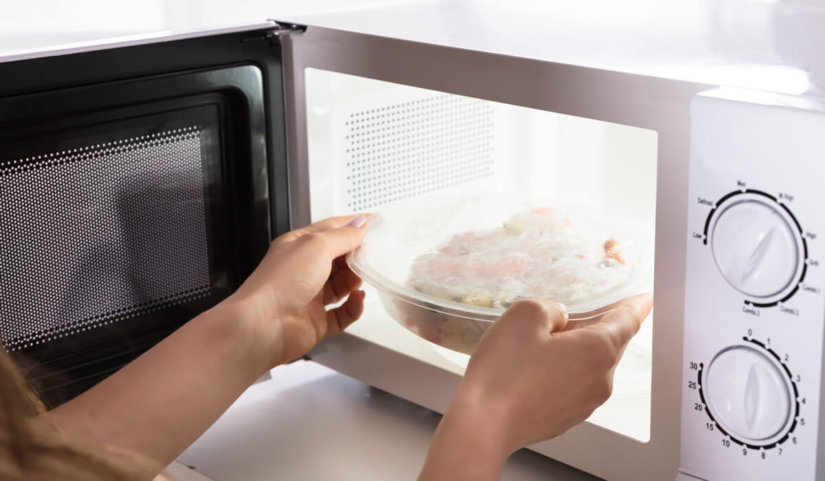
[0, 348, 162, 481]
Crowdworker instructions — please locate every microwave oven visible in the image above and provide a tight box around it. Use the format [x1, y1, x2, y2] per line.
[1, 10, 823, 481]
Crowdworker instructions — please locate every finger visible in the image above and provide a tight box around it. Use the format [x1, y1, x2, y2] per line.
[323, 264, 363, 305]
[557, 300, 632, 332]
[591, 293, 653, 351]
[327, 290, 366, 335]
[283, 215, 358, 242]
[559, 316, 600, 332]
[330, 254, 349, 277]
[298, 213, 372, 236]
[560, 293, 653, 332]
[498, 299, 569, 336]
[302, 215, 359, 234]
[308, 215, 369, 259]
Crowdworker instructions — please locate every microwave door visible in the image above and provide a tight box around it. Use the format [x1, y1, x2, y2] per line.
[281, 23, 707, 481]
[0, 26, 290, 406]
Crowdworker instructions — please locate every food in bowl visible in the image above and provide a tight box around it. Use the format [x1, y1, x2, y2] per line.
[408, 206, 632, 309]
[394, 207, 634, 353]
[346, 195, 651, 355]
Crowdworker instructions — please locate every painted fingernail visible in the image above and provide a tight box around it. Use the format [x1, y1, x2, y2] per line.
[348, 214, 367, 228]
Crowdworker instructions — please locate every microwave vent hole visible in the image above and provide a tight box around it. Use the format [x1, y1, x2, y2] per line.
[344, 94, 495, 212]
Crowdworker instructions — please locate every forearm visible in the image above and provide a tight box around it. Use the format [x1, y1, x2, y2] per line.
[419, 392, 511, 481]
[49, 299, 272, 467]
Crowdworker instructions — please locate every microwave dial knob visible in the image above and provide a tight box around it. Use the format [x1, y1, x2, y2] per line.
[711, 199, 799, 298]
[705, 346, 793, 443]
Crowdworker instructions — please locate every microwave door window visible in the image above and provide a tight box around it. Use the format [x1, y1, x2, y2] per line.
[304, 68, 658, 444]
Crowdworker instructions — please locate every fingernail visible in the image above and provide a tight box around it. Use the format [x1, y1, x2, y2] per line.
[347, 214, 367, 228]
[558, 303, 568, 316]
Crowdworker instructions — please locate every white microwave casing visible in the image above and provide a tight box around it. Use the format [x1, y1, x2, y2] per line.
[280, 18, 825, 481]
[3, 2, 825, 480]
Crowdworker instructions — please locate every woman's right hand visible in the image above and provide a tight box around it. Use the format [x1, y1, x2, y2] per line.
[226, 215, 368, 370]
[419, 294, 653, 481]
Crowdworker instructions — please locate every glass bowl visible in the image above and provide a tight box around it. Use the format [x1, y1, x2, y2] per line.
[347, 194, 653, 355]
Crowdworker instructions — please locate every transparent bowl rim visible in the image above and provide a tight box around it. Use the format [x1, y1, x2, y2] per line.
[346, 204, 651, 323]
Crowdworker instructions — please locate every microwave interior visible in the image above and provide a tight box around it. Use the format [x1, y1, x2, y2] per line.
[305, 68, 659, 443]
[0, 32, 284, 406]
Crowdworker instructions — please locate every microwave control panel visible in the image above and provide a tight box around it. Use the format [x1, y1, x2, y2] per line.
[680, 91, 825, 481]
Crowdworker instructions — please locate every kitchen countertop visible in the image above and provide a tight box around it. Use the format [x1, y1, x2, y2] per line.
[176, 359, 601, 481]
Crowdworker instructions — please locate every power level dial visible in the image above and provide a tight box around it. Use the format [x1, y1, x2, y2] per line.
[711, 199, 800, 298]
[704, 346, 793, 444]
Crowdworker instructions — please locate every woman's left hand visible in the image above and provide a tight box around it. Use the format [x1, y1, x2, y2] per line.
[228, 214, 368, 369]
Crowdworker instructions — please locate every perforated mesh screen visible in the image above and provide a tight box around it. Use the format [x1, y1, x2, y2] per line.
[345, 95, 494, 212]
[0, 127, 211, 351]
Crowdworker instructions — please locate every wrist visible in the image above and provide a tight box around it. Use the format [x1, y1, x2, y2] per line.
[419, 389, 512, 481]
[449, 387, 515, 458]
[197, 294, 282, 377]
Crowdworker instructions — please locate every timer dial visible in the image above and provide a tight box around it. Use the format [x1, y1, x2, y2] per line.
[705, 346, 793, 444]
[711, 199, 799, 298]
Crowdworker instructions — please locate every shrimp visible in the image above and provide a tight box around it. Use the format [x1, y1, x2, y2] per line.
[603, 237, 626, 265]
